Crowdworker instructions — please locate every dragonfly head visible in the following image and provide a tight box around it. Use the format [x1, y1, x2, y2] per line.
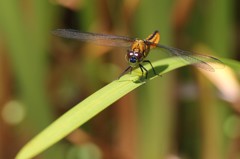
[126, 50, 143, 67]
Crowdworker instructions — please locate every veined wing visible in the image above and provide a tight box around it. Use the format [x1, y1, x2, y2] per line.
[156, 44, 224, 72]
[52, 29, 134, 47]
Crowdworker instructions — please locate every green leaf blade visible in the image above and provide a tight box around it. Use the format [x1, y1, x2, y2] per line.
[15, 57, 201, 159]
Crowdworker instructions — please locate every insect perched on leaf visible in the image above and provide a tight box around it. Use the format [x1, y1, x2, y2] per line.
[52, 29, 224, 79]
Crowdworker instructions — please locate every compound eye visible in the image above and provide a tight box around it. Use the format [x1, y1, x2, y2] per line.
[134, 52, 142, 60]
[129, 57, 137, 63]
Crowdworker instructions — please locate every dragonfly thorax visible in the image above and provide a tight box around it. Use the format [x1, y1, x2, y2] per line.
[131, 40, 150, 56]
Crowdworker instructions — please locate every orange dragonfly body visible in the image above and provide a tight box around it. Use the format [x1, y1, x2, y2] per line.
[52, 29, 223, 78]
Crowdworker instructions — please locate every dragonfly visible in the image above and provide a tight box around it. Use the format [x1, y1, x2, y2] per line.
[52, 29, 224, 79]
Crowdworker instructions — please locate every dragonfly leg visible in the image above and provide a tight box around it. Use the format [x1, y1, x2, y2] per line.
[139, 64, 148, 79]
[143, 60, 158, 76]
[118, 66, 132, 79]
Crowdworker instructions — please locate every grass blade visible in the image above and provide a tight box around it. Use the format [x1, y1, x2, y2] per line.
[16, 56, 226, 159]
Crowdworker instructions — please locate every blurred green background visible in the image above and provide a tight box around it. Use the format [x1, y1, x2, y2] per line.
[0, 0, 240, 159]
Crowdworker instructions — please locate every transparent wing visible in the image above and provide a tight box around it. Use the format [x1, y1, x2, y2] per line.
[156, 44, 224, 72]
[52, 29, 134, 47]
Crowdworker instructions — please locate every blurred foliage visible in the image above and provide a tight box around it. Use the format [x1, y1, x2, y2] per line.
[0, 0, 239, 159]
